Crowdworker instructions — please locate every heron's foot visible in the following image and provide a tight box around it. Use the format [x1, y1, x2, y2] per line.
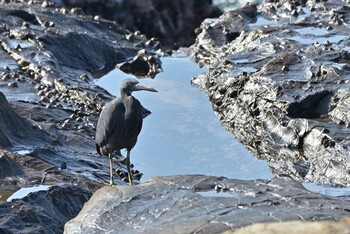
[99, 180, 115, 186]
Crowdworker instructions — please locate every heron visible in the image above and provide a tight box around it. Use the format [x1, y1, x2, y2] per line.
[95, 78, 157, 186]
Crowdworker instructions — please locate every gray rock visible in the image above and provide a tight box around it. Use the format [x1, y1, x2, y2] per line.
[0, 186, 92, 234]
[0, 0, 161, 233]
[0, 0, 161, 186]
[0, 91, 50, 148]
[64, 175, 350, 234]
[190, 1, 350, 185]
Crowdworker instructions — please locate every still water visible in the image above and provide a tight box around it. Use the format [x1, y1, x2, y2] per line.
[96, 55, 271, 181]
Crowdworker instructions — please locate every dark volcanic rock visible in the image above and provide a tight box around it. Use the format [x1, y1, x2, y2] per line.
[191, 1, 350, 185]
[0, 153, 23, 179]
[52, 0, 223, 49]
[38, 32, 119, 73]
[65, 175, 350, 234]
[0, 0, 161, 185]
[0, 0, 161, 233]
[0, 91, 50, 148]
[0, 186, 92, 234]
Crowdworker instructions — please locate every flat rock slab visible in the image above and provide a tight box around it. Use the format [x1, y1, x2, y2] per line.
[64, 175, 350, 234]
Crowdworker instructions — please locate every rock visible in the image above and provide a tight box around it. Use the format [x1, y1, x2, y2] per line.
[38, 32, 119, 74]
[118, 49, 162, 78]
[0, 91, 50, 148]
[64, 175, 350, 234]
[0, 1, 161, 232]
[0, 185, 92, 234]
[51, 0, 223, 49]
[0, 153, 23, 179]
[190, 0, 350, 185]
[0, 0, 160, 185]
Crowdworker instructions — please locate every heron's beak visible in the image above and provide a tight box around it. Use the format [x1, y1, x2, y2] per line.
[134, 84, 158, 92]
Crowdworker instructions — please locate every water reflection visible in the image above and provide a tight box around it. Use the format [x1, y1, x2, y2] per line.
[3, 185, 51, 202]
[303, 183, 350, 197]
[96, 55, 271, 181]
[197, 190, 237, 198]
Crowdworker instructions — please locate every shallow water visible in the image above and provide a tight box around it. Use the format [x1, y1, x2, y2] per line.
[197, 190, 238, 198]
[4, 185, 50, 202]
[213, 0, 263, 11]
[96, 55, 271, 181]
[289, 31, 347, 45]
[303, 183, 350, 197]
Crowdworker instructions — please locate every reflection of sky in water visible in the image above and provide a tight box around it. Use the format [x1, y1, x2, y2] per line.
[197, 190, 238, 198]
[289, 27, 347, 44]
[303, 183, 350, 197]
[213, 0, 263, 11]
[6, 185, 51, 202]
[289, 35, 347, 44]
[294, 27, 328, 36]
[96, 56, 271, 181]
[252, 16, 278, 28]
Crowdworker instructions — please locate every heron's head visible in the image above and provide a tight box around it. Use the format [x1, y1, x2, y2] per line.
[121, 78, 158, 96]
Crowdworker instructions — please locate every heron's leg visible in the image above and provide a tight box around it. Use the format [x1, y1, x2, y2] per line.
[126, 150, 133, 186]
[109, 153, 115, 186]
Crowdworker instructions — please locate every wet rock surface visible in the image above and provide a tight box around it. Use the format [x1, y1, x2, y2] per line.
[2, 0, 350, 233]
[191, 0, 350, 185]
[0, 0, 161, 232]
[0, 0, 162, 183]
[65, 174, 350, 234]
[52, 0, 223, 49]
[1, 185, 92, 234]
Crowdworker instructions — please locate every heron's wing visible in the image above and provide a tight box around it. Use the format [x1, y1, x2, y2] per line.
[141, 105, 152, 119]
[95, 98, 125, 155]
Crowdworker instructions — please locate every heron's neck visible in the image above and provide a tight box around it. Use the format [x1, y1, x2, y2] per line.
[121, 90, 132, 98]
[121, 92, 134, 108]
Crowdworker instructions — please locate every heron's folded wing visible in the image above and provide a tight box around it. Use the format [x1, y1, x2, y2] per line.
[95, 98, 125, 152]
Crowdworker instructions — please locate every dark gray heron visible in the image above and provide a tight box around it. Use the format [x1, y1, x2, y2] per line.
[95, 78, 157, 186]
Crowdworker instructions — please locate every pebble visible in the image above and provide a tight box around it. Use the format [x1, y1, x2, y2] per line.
[76, 117, 83, 122]
[71, 8, 84, 15]
[41, 0, 52, 8]
[134, 173, 143, 180]
[60, 162, 67, 170]
[121, 177, 129, 183]
[1, 73, 10, 80]
[8, 81, 18, 88]
[37, 90, 45, 96]
[43, 21, 55, 27]
[116, 169, 123, 176]
[215, 184, 222, 192]
[80, 74, 89, 81]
